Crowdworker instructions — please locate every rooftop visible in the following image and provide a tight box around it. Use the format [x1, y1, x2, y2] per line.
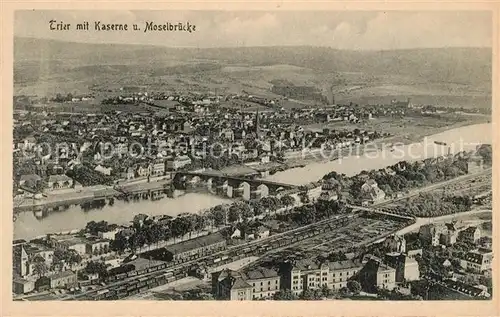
[165, 232, 226, 255]
[242, 268, 278, 280]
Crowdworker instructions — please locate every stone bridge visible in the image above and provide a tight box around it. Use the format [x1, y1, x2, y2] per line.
[173, 171, 298, 201]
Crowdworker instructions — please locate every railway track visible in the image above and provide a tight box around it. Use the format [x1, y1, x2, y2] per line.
[64, 213, 359, 300]
[63, 169, 491, 301]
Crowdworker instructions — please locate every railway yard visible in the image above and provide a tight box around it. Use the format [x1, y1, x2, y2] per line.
[64, 212, 410, 301]
[40, 169, 490, 301]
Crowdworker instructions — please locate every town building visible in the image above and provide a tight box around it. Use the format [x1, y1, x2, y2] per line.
[384, 252, 420, 283]
[50, 270, 77, 289]
[359, 257, 396, 292]
[47, 174, 80, 191]
[212, 269, 252, 300]
[382, 235, 406, 253]
[285, 259, 330, 296]
[360, 179, 386, 204]
[98, 229, 119, 240]
[213, 268, 280, 300]
[419, 224, 447, 246]
[460, 248, 493, 273]
[19, 174, 42, 188]
[166, 155, 192, 171]
[458, 226, 481, 244]
[85, 238, 110, 255]
[48, 235, 87, 255]
[13, 277, 35, 294]
[328, 259, 364, 290]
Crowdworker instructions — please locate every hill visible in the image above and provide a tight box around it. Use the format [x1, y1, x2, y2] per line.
[14, 37, 492, 107]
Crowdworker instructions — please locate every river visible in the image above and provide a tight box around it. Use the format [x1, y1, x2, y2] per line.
[14, 194, 231, 240]
[14, 123, 491, 240]
[265, 123, 492, 185]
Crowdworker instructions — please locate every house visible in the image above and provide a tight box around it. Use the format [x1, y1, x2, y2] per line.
[13, 277, 35, 294]
[244, 225, 270, 240]
[440, 222, 461, 246]
[328, 259, 363, 290]
[49, 235, 87, 255]
[94, 165, 112, 176]
[212, 269, 252, 300]
[458, 226, 481, 244]
[460, 248, 492, 273]
[121, 167, 135, 180]
[382, 235, 406, 253]
[384, 252, 420, 283]
[50, 270, 77, 289]
[19, 174, 42, 188]
[14, 243, 56, 278]
[151, 160, 166, 176]
[213, 268, 280, 300]
[360, 179, 386, 204]
[98, 229, 119, 241]
[34, 276, 51, 292]
[166, 155, 192, 171]
[419, 224, 447, 246]
[230, 228, 242, 239]
[47, 174, 76, 191]
[85, 238, 110, 255]
[359, 257, 396, 292]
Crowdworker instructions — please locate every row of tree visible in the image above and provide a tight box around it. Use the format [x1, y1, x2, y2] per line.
[401, 192, 473, 217]
[322, 149, 487, 206]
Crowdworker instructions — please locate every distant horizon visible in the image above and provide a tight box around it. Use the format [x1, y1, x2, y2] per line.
[14, 36, 493, 52]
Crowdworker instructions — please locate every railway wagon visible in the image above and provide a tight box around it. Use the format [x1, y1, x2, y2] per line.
[117, 290, 128, 298]
[166, 276, 176, 283]
[107, 275, 117, 282]
[126, 285, 138, 292]
[221, 255, 229, 261]
[147, 278, 156, 285]
[127, 289, 139, 296]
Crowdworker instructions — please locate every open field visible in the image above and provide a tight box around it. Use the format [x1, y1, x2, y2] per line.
[303, 114, 490, 144]
[15, 38, 491, 111]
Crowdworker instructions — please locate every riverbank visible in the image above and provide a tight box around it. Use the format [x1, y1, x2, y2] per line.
[266, 122, 492, 185]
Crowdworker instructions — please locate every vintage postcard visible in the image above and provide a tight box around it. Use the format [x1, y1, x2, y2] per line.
[1, 1, 499, 317]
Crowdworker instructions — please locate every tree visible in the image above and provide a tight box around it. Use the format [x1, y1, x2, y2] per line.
[85, 261, 108, 279]
[111, 232, 129, 254]
[347, 280, 362, 294]
[209, 206, 226, 227]
[33, 255, 48, 278]
[228, 204, 241, 223]
[281, 195, 296, 208]
[273, 289, 298, 300]
[476, 144, 492, 165]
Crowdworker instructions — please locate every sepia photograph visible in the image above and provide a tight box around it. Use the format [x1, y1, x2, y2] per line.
[9, 8, 494, 304]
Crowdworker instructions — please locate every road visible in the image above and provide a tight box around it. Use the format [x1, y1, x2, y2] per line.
[396, 209, 491, 235]
[374, 168, 491, 208]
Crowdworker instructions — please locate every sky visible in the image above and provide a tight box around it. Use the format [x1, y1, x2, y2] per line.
[14, 10, 492, 50]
